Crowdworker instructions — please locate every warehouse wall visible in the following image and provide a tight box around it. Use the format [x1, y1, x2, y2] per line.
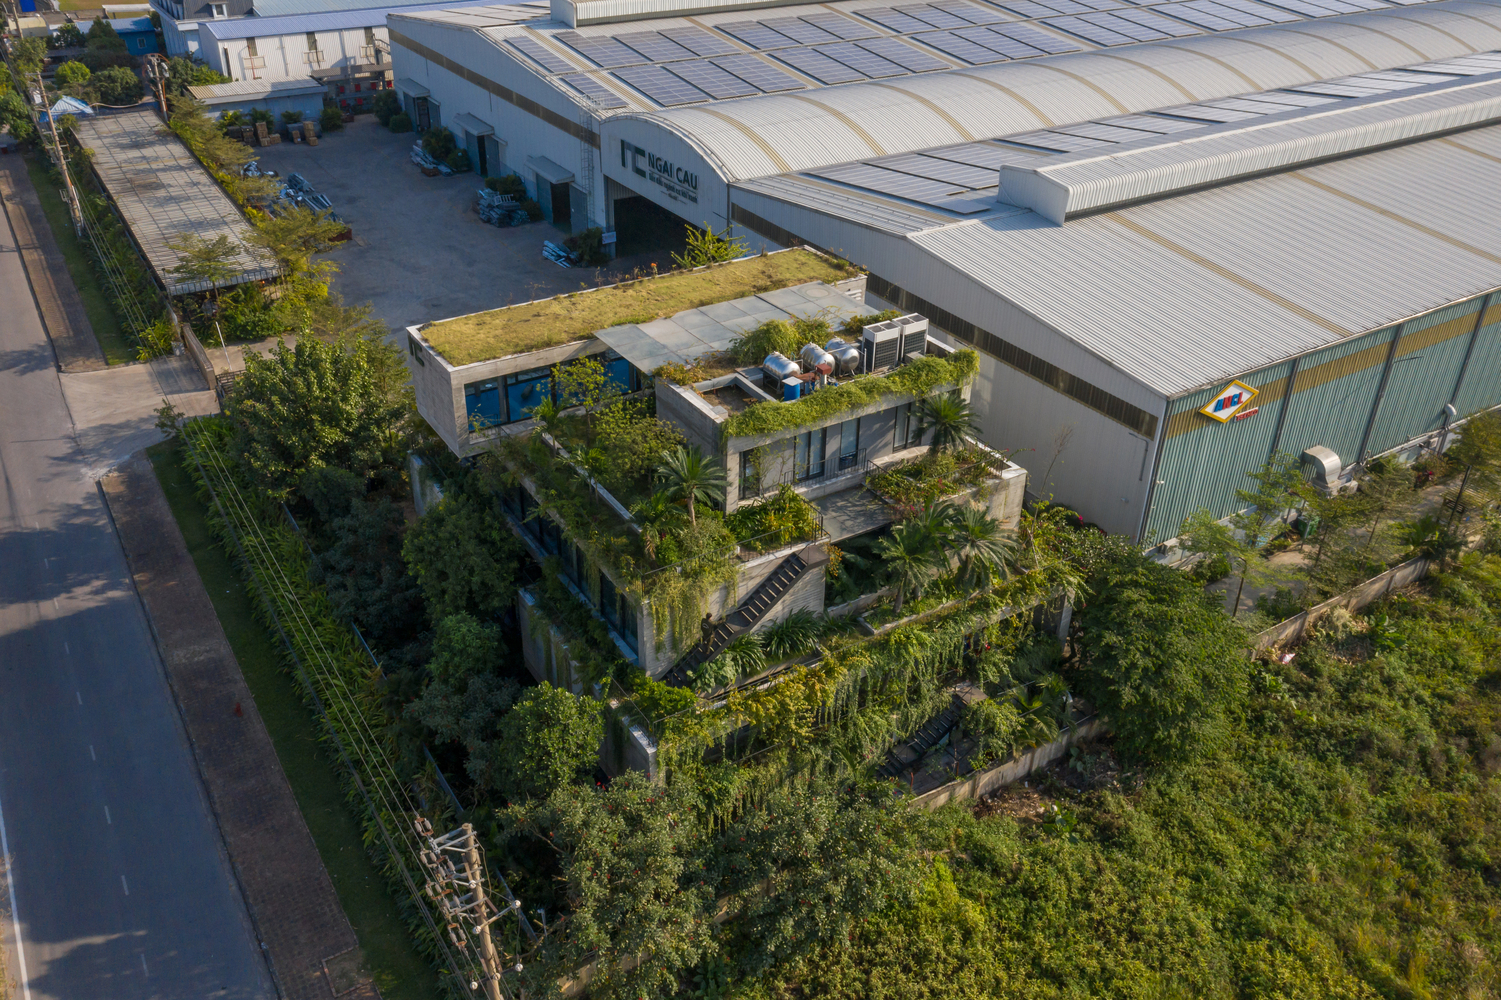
[1143, 289, 1501, 542]
[388, 18, 605, 226]
[1455, 296, 1501, 418]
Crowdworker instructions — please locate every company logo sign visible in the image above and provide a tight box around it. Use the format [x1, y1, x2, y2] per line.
[622, 140, 698, 205]
[1199, 380, 1259, 422]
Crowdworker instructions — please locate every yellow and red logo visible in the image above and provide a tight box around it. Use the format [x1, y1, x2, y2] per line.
[1200, 380, 1259, 423]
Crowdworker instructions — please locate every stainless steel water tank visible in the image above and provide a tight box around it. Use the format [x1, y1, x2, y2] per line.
[763, 352, 799, 394]
[799, 342, 835, 373]
[825, 338, 861, 375]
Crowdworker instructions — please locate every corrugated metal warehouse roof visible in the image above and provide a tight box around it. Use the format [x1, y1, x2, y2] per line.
[630, 0, 1501, 179]
[246, 0, 529, 19]
[393, 0, 1501, 152]
[73, 110, 280, 295]
[188, 78, 330, 99]
[905, 117, 1501, 398]
[200, 0, 511, 39]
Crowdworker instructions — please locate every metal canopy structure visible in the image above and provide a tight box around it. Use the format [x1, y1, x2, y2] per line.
[74, 110, 280, 296]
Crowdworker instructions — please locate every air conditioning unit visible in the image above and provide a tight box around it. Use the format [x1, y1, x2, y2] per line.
[897, 314, 929, 358]
[861, 322, 902, 372]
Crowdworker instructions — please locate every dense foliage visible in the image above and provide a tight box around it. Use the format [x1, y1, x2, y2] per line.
[226, 334, 409, 499]
[743, 555, 1501, 1000]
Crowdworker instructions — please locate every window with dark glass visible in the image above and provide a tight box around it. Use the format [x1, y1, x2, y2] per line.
[465, 378, 501, 429]
[838, 418, 859, 471]
[617, 594, 639, 654]
[894, 403, 920, 450]
[598, 573, 619, 631]
[500, 484, 521, 519]
[538, 516, 561, 556]
[505, 367, 551, 423]
[739, 450, 759, 496]
[794, 427, 825, 482]
[602, 350, 636, 396]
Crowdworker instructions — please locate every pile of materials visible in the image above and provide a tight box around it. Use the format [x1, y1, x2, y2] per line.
[411, 142, 454, 176]
[477, 188, 531, 227]
[542, 240, 578, 267]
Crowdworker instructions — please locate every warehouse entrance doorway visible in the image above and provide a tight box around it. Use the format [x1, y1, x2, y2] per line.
[550, 181, 571, 228]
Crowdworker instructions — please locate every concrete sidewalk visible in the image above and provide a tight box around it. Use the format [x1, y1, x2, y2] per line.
[102, 453, 380, 1000]
[60, 354, 217, 478]
[0, 154, 108, 372]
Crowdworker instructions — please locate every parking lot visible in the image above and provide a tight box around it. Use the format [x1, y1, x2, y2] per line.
[249, 116, 662, 333]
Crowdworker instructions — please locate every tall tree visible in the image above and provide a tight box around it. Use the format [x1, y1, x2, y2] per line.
[655, 445, 725, 528]
[402, 492, 524, 621]
[226, 335, 409, 498]
[915, 390, 979, 455]
[876, 518, 943, 615]
[945, 503, 1019, 594]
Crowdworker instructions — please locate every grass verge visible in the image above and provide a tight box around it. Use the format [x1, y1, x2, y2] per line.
[146, 440, 440, 1000]
[423, 247, 856, 365]
[22, 152, 135, 365]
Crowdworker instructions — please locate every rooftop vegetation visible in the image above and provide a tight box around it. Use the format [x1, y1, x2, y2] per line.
[723, 349, 979, 440]
[422, 249, 857, 366]
[866, 445, 1004, 512]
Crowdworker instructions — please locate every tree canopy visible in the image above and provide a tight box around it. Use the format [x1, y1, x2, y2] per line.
[225, 335, 409, 499]
[1073, 551, 1249, 762]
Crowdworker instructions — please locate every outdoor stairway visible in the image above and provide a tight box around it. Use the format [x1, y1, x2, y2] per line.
[876, 693, 965, 779]
[663, 544, 823, 687]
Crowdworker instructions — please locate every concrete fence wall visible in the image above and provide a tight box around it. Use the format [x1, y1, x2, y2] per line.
[911, 716, 1105, 811]
[181, 322, 216, 392]
[1249, 556, 1434, 650]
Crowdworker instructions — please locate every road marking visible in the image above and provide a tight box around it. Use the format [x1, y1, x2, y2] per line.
[75, 691, 81, 705]
[64, 642, 69, 656]
[51, 598, 57, 611]
[42, 559, 47, 570]
[140, 953, 148, 978]
[89, 745, 96, 761]
[104, 806, 111, 825]
[0, 778, 34, 1000]
[121, 875, 129, 896]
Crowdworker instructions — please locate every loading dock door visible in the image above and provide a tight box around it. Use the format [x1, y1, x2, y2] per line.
[551, 182, 572, 228]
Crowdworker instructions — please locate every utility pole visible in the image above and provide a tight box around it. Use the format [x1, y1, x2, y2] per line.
[34, 71, 82, 233]
[415, 817, 514, 1000]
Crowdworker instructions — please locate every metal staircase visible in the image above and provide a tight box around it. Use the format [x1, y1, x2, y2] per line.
[663, 545, 821, 687]
[876, 693, 965, 779]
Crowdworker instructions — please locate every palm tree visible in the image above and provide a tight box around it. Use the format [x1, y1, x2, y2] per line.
[946, 504, 1020, 594]
[915, 391, 979, 455]
[655, 445, 726, 528]
[875, 519, 943, 616]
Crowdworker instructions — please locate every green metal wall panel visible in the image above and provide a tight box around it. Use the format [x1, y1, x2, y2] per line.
[1143, 360, 1293, 543]
[1366, 299, 1482, 456]
[1274, 326, 1395, 470]
[1454, 298, 1501, 419]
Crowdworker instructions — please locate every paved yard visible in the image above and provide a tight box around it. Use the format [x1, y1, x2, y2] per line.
[248, 117, 662, 332]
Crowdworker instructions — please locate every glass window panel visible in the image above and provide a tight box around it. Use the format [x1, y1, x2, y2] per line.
[505, 367, 552, 423]
[838, 418, 859, 469]
[464, 379, 501, 429]
[599, 573, 620, 629]
[618, 595, 639, 653]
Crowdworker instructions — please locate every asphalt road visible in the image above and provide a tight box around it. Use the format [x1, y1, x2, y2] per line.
[0, 189, 273, 996]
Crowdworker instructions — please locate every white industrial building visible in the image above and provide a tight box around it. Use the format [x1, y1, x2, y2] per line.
[151, 0, 463, 60]
[390, 0, 1501, 540]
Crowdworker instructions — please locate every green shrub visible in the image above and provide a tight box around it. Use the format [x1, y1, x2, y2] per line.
[92, 65, 143, 105]
[728, 318, 802, 366]
[963, 697, 1023, 767]
[371, 89, 400, 125]
[484, 172, 526, 198]
[249, 107, 274, 125]
[725, 483, 820, 550]
[217, 109, 244, 129]
[568, 225, 609, 266]
[420, 126, 456, 160]
[388, 112, 411, 133]
[280, 109, 304, 124]
[520, 197, 542, 221]
[318, 105, 343, 132]
[54, 60, 90, 87]
[444, 146, 470, 172]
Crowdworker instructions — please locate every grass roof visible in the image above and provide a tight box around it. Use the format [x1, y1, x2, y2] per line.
[422, 250, 857, 367]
